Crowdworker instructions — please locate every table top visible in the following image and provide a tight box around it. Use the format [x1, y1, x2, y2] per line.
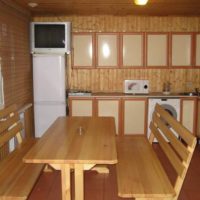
[24, 117, 117, 165]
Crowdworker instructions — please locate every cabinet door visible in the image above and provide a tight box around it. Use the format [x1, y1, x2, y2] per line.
[181, 98, 196, 134]
[146, 33, 168, 67]
[197, 99, 200, 138]
[195, 34, 200, 66]
[122, 33, 143, 67]
[171, 34, 192, 67]
[123, 99, 147, 135]
[97, 98, 121, 135]
[97, 33, 119, 67]
[72, 33, 94, 68]
[69, 98, 93, 116]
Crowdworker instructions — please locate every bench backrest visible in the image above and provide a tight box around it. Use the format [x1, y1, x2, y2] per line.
[0, 105, 23, 159]
[149, 103, 197, 200]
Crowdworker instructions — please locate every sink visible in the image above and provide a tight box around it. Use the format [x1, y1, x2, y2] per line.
[178, 92, 198, 96]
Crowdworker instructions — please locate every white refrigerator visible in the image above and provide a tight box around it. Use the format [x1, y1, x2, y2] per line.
[33, 54, 66, 137]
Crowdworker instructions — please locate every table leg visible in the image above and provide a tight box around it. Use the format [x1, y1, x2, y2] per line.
[74, 164, 84, 200]
[61, 164, 71, 200]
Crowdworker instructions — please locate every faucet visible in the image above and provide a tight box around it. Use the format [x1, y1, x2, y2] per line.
[195, 88, 199, 96]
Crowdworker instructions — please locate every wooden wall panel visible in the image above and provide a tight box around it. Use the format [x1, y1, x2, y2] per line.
[34, 15, 200, 92]
[33, 16, 200, 32]
[0, 1, 31, 159]
[68, 67, 200, 93]
[0, 1, 32, 108]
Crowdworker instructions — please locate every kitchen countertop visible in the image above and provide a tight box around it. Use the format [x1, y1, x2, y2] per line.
[69, 92, 200, 98]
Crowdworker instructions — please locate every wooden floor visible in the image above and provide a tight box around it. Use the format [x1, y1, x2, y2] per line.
[28, 144, 200, 200]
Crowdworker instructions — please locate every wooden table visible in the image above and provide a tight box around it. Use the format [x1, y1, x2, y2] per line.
[23, 117, 117, 200]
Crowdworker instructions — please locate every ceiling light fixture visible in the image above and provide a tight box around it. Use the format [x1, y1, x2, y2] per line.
[28, 2, 38, 8]
[134, 0, 148, 6]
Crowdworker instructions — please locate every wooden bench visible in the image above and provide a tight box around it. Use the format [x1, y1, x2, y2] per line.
[116, 103, 197, 200]
[0, 105, 45, 200]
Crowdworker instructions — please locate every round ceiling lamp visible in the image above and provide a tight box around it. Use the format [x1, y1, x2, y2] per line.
[134, 0, 148, 6]
[28, 2, 38, 8]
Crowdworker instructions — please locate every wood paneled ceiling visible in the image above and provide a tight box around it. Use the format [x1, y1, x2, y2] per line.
[13, 0, 200, 16]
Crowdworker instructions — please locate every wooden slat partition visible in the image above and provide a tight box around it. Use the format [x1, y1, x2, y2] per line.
[0, 104, 23, 160]
[155, 104, 196, 147]
[152, 113, 189, 162]
[0, 123, 23, 148]
[0, 115, 20, 133]
[0, 104, 17, 118]
[0, 104, 17, 160]
[149, 103, 197, 199]
[150, 122, 185, 178]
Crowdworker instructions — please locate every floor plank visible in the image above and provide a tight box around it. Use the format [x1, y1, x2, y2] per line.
[28, 144, 200, 200]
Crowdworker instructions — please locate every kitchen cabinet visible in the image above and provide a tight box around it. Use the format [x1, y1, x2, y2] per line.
[181, 98, 197, 134]
[96, 98, 121, 135]
[197, 99, 200, 138]
[69, 97, 94, 116]
[72, 33, 94, 68]
[69, 96, 147, 135]
[69, 96, 198, 136]
[122, 33, 144, 67]
[72, 32, 197, 69]
[146, 33, 168, 67]
[122, 98, 147, 135]
[96, 33, 119, 67]
[171, 33, 192, 67]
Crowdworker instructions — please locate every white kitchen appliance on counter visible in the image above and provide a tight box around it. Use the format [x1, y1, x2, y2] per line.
[33, 54, 66, 137]
[148, 98, 180, 141]
[124, 80, 149, 94]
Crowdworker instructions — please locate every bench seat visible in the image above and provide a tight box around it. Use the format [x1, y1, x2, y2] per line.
[116, 104, 196, 200]
[0, 138, 44, 200]
[117, 136, 175, 199]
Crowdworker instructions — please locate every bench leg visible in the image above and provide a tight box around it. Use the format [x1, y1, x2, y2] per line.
[61, 164, 71, 200]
